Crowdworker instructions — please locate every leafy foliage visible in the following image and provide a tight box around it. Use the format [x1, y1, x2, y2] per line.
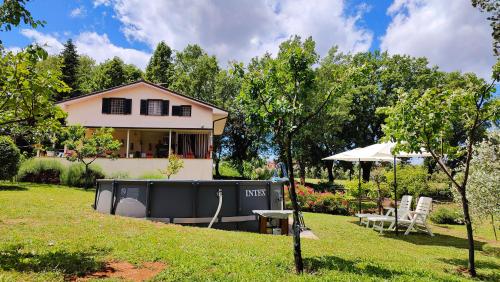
[0, 0, 44, 35]
[63, 126, 121, 188]
[92, 57, 143, 90]
[160, 154, 184, 179]
[59, 39, 80, 99]
[17, 158, 64, 184]
[380, 60, 500, 276]
[430, 206, 465, 225]
[60, 163, 105, 188]
[0, 136, 21, 180]
[0, 46, 69, 146]
[145, 41, 173, 86]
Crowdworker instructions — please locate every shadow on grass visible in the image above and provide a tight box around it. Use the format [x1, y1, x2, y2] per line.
[303, 255, 441, 279]
[0, 244, 109, 277]
[0, 185, 28, 191]
[439, 258, 500, 281]
[347, 219, 485, 250]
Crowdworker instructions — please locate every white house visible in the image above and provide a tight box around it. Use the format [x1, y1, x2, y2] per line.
[55, 80, 228, 180]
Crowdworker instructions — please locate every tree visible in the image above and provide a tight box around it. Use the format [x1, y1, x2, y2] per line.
[161, 153, 184, 179]
[92, 57, 143, 90]
[170, 44, 220, 102]
[63, 125, 121, 189]
[145, 41, 173, 86]
[0, 0, 44, 42]
[0, 45, 69, 147]
[59, 39, 80, 99]
[76, 55, 97, 94]
[471, 0, 499, 56]
[0, 136, 21, 180]
[464, 130, 499, 240]
[240, 36, 351, 273]
[380, 63, 500, 276]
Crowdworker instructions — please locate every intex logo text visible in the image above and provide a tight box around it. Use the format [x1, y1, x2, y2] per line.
[245, 189, 266, 197]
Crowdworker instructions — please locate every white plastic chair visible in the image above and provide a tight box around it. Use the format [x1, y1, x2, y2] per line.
[371, 197, 434, 236]
[355, 195, 412, 227]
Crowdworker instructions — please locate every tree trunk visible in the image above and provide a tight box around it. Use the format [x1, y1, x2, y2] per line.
[361, 161, 372, 182]
[214, 158, 221, 178]
[286, 133, 304, 274]
[377, 183, 382, 215]
[459, 188, 476, 277]
[84, 164, 90, 190]
[326, 161, 334, 183]
[298, 161, 306, 185]
[491, 213, 497, 241]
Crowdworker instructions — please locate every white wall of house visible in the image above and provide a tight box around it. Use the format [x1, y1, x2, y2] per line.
[58, 82, 227, 133]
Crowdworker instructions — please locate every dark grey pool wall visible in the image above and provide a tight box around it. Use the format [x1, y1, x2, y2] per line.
[94, 180, 285, 232]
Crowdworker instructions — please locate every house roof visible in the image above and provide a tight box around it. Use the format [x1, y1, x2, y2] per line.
[56, 80, 228, 113]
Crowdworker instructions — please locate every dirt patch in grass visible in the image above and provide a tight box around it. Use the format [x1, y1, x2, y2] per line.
[72, 261, 166, 281]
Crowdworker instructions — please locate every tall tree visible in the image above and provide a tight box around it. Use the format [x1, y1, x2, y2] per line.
[240, 36, 352, 273]
[170, 44, 220, 102]
[92, 57, 143, 90]
[76, 55, 97, 94]
[0, 45, 69, 147]
[59, 39, 80, 99]
[145, 41, 173, 86]
[380, 63, 500, 277]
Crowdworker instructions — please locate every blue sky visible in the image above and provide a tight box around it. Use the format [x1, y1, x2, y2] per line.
[1, 0, 495, 79]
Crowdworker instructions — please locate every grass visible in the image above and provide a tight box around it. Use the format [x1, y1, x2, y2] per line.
[0, 183, 498, 281]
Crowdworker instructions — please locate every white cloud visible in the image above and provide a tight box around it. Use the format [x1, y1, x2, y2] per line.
[19, 29, 151, 69]
[20, 29, 64, 54]
[380, 0, 495, 79]
[70, 6, 87, 18]
[94, 0, 373, 65]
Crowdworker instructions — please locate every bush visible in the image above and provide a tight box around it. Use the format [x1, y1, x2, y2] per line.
[0, 136, 21, 181]
[385, 165, 429, 199]
[107, 171, 130, 179]
[429, 206, 464, 225]
[17, 158, 65, 184]
[60, 163, 105, 188]
[138, 171, 165, 179]
[285, 184, 354, 215]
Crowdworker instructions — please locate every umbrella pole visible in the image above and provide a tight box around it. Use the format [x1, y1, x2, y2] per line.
[358, 160, 361, 222]
[393, 156, 398, 236]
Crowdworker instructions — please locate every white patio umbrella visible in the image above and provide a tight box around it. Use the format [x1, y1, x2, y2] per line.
[323, 142, 430, 235]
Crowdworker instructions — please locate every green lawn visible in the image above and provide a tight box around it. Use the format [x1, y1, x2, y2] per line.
[0, 183, 498, 281]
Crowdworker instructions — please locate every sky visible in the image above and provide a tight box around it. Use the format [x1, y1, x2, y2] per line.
[1, 0, 496, 80]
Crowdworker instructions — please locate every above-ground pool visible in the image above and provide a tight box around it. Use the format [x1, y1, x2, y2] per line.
[94, 179, 285, 232]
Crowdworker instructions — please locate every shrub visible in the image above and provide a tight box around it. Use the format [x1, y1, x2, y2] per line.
[250, 166, 273, 180]
[60, 163, 105, 188]
[285, 184, 354, 215]
[385, 165, 429, 199]
[17, 158, 65, 184]
[107, 171, 130, 179]
[0, 136, 21, 181]
[138, 171, 165, 179]
[430, 206, 464, 225]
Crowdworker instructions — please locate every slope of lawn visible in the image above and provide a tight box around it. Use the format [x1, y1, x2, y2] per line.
[0, 183, 498, 281]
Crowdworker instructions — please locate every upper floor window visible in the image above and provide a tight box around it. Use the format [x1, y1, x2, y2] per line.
[172, 105, 192, 117]
[140, 99, 169, 116]
[102, 98, 132, 115]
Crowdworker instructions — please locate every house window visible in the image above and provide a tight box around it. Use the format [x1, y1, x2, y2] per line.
[148, 100, 162, 116]
[140, 99, 169, 116]
[110, 99, 125, 114]
[172, 105, 192, 117]
[102, 98, 132, 115]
